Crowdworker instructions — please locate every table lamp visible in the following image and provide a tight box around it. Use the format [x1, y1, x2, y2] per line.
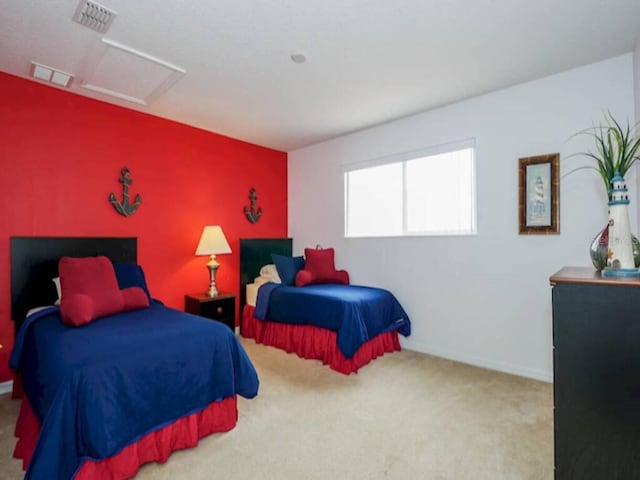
[195, 225, 232, 297]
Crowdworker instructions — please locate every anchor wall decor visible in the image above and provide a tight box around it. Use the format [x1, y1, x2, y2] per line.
[109, 167, 142, 217]
[244, 187, 262, 224]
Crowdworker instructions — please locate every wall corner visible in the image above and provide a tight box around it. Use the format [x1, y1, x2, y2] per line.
[634, 40, 640, 227]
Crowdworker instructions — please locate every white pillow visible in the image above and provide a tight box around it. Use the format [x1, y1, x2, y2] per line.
[27, 306, 51, 317]
[259, 264, 281, 284]
[53, 277, 61, 305]
[253, 276, 270, 287]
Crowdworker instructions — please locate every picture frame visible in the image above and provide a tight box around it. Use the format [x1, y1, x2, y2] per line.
[518, 153, 559, 234]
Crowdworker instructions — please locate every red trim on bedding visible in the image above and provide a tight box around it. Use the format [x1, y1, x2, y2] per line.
[241, 304, 401, 374]
[13, 395, 38, 470]
[13, 392, 237, 479]
[12, 372, 23, 399]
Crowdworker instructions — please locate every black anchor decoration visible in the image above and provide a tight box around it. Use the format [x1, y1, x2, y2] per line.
[109, 167, 142, 217]
[244, 187, 262, 224]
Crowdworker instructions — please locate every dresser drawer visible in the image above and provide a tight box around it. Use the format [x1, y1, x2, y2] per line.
[199, 296, 234, 320]
[184, 293, 236, 332]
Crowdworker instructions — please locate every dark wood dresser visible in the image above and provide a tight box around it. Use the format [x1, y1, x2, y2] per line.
[550, 267, 640, 479]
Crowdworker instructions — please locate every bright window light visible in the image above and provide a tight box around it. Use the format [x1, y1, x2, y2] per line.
[344, 140, 476, 238]
[345, 163, 403, 237]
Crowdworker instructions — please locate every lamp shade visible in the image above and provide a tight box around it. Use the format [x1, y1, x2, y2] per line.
[195, 226, 232, 256]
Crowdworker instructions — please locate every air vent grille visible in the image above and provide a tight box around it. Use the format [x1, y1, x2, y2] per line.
[72, 0, 117, 33]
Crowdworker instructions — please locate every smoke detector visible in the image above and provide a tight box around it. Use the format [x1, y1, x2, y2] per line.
[72, 0, 117, 34]
[290, 51, 307, 64]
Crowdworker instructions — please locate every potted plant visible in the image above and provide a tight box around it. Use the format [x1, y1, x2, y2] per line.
[570, 113, 640, 271]
[570, 112, 640, 199]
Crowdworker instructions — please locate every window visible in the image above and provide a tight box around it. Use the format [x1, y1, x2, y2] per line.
[344, 140, 476, 237]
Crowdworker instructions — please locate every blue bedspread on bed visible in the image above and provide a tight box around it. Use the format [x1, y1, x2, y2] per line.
[10, 303, 259, 480]
[254, 284, 410, 358]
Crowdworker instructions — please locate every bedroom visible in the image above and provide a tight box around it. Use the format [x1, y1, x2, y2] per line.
[1, 0, 639, 479]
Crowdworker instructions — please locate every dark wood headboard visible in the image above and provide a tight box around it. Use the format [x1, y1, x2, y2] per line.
[10, 236, 137, 334]
[239, 238, 292, 311]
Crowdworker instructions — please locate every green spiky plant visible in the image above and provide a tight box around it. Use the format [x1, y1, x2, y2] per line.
[568, 113, 640, 200]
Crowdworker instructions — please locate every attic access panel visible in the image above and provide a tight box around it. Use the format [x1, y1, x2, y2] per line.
[80, 38, 186, 105]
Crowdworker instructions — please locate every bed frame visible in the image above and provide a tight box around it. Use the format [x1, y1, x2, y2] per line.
[10, 236, 137, 335]
[238, 238, 292, 312]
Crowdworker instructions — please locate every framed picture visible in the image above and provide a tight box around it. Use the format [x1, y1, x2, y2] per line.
[518, 153, 559, 234]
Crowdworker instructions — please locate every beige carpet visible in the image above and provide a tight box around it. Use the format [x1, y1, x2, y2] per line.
[0, 340, 553, 479]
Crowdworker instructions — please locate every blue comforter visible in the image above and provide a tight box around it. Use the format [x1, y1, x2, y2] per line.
[10, 303, 259, 480]
[254, 284, 410, 358]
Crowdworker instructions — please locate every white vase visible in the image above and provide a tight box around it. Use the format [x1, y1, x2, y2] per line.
[602, 173, 640, 277]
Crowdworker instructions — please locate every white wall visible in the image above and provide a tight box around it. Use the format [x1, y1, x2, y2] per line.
[635, 40, 640, 123]
[288, 54, 635, 382]
[635, 41, 640, 227]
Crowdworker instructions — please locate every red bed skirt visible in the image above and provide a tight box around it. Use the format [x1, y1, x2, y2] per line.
[13, 389, 238, 479]
[241, 304, 401, 374]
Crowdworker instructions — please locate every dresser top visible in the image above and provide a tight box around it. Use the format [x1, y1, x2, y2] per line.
[550, 266, 640, 287]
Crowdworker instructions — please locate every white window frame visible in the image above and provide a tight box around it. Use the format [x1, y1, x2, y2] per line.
[343, 139, 477, 238]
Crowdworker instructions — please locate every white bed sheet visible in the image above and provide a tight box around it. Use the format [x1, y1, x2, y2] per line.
[246, 282, 260, 307]
[246, 274, 275, 307]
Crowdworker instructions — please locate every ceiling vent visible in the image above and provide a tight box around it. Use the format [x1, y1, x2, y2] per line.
[30, 62, 74, 88]
[72, 0, 117, 34]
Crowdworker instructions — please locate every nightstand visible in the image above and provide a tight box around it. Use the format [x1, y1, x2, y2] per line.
[184, 292, 236, 332]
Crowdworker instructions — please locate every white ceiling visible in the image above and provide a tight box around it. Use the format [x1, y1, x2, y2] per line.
[1, 0, 639, 151]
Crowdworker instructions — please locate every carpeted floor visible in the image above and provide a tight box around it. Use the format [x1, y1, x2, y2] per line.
[0, 339, 553, 479]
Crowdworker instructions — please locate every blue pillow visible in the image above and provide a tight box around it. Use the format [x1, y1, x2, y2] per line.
[113, 262, 152, 302]
[271, 254, 305, 286]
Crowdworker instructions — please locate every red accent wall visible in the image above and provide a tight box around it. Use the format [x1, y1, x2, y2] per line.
[0, 72, 287, 382]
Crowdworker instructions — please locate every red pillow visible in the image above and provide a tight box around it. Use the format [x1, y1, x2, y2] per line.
[332, 270, 350, 285]
[296, 269, 350, 287]
[59, 256, 125, 326]
[295, 248, 350, 286]
[121, 286, 150, 311]
[60, 293, 95, 327]
[295, 269, 314, 287]
[304, 248, 337, 282]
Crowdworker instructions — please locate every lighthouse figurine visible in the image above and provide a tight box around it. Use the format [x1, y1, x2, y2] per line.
[602, 172, 640, 277]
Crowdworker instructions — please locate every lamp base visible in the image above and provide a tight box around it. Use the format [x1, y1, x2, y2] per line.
[206, 255, 220, 297]
[206, 285, 219, 297]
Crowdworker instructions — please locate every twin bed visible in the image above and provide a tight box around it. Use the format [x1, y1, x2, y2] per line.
[9, 237, 258, 480]
[9, 236, 410, 479]
[239, 239, 411, 374]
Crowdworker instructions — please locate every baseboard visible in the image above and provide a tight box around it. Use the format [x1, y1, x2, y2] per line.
[0, 380, 13, 395]
[400, 338, 553, 383]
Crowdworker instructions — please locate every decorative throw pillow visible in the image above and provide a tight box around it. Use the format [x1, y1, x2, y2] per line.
[121, 286, 150, 311]
[295, 268, 350, 287]
[271, 254, 305, 286]
[295, 248, 350, 286]
[60, 293, 94, 326]
[334, 270, 350, 285]
[294, 269, 314, 287]
[60, 287, 149, 326]
[304, 247, 336, 281]
[113, 262, 153, 302]
[59, 256, 124, 322]
[60, 257, 152, 326]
